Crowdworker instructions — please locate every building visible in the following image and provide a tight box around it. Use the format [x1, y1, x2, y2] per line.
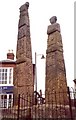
[0, 50, 16, 108]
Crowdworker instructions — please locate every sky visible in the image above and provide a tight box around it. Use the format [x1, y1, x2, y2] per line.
[0, 0, 74, 93]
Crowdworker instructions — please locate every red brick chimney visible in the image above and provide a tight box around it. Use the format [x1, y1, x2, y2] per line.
[7, 50, 14, 60]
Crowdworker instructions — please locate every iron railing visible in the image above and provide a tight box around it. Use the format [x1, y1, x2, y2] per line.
[1, 88, 76, 120]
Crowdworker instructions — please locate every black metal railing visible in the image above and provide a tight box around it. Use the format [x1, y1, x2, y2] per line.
[1, 88, 76, 120]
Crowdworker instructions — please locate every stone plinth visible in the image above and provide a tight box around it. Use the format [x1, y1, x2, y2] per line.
[45, 16, 68, 104]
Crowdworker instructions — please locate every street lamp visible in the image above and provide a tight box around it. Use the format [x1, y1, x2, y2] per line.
[34, 52, 45, 92]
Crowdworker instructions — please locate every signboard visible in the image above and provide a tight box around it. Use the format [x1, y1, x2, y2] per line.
[0, 86, 13, 94]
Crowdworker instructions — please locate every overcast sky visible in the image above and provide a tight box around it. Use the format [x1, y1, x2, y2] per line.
[0, 0, 74, 93]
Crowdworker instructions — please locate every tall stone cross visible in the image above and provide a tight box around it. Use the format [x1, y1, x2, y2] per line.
[45, 16, 68, 104]
[14, 2, 34, 105]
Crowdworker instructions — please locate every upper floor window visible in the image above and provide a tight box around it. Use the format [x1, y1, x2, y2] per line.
[0, 67, 13, 85]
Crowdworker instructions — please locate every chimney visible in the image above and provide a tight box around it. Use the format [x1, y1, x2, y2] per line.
[7, 50, 14, 60]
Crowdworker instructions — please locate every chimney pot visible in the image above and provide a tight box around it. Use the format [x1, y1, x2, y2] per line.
[7, 50, 14, 60]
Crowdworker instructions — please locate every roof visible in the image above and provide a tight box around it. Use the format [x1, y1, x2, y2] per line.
[0, 59, 16, 64]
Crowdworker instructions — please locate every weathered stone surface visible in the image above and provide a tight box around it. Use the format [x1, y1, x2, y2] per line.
[14, 61, 33, 87]
[50, 16, 57, 24]
[16, 36, 32, 60]
[18, 25, 30, 39]
[46, 45, 63, 53]
[47, 23, 60, 35]
[47, 31, 62, 47]
[20, 2, 29, 12]
[18, 16, 29, 28]
[20, 11, 28, 18]
[45, 16, 68, 104]
[14, 2, 33, 105]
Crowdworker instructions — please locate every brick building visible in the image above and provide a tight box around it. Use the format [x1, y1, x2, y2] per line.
[0, 50, 16, 108]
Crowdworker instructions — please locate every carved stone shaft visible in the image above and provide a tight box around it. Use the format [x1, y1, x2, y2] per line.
[47, 23, 60, 35]
[45, 16, 68, 104]
[14, 2, 34, 106]
[20, 2, 29, 12]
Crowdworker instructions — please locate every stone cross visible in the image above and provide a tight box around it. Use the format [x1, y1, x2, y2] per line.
[14, 2, 34, 106]
[45, 16, 68, 105]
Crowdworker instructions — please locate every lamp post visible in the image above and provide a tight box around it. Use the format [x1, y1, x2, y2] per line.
[34, 52, 45, 92]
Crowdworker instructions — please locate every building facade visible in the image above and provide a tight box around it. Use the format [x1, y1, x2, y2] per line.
[0, 51, 15, 108]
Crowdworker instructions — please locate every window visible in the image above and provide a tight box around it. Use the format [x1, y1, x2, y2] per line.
[0, 94, 13, 108]
[0, 67, 13, 85]
[0, 95, 7, 108]
[8, 94, 13, 107]
[0, 69, 7, 84]
[9, 68, 13, 84]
